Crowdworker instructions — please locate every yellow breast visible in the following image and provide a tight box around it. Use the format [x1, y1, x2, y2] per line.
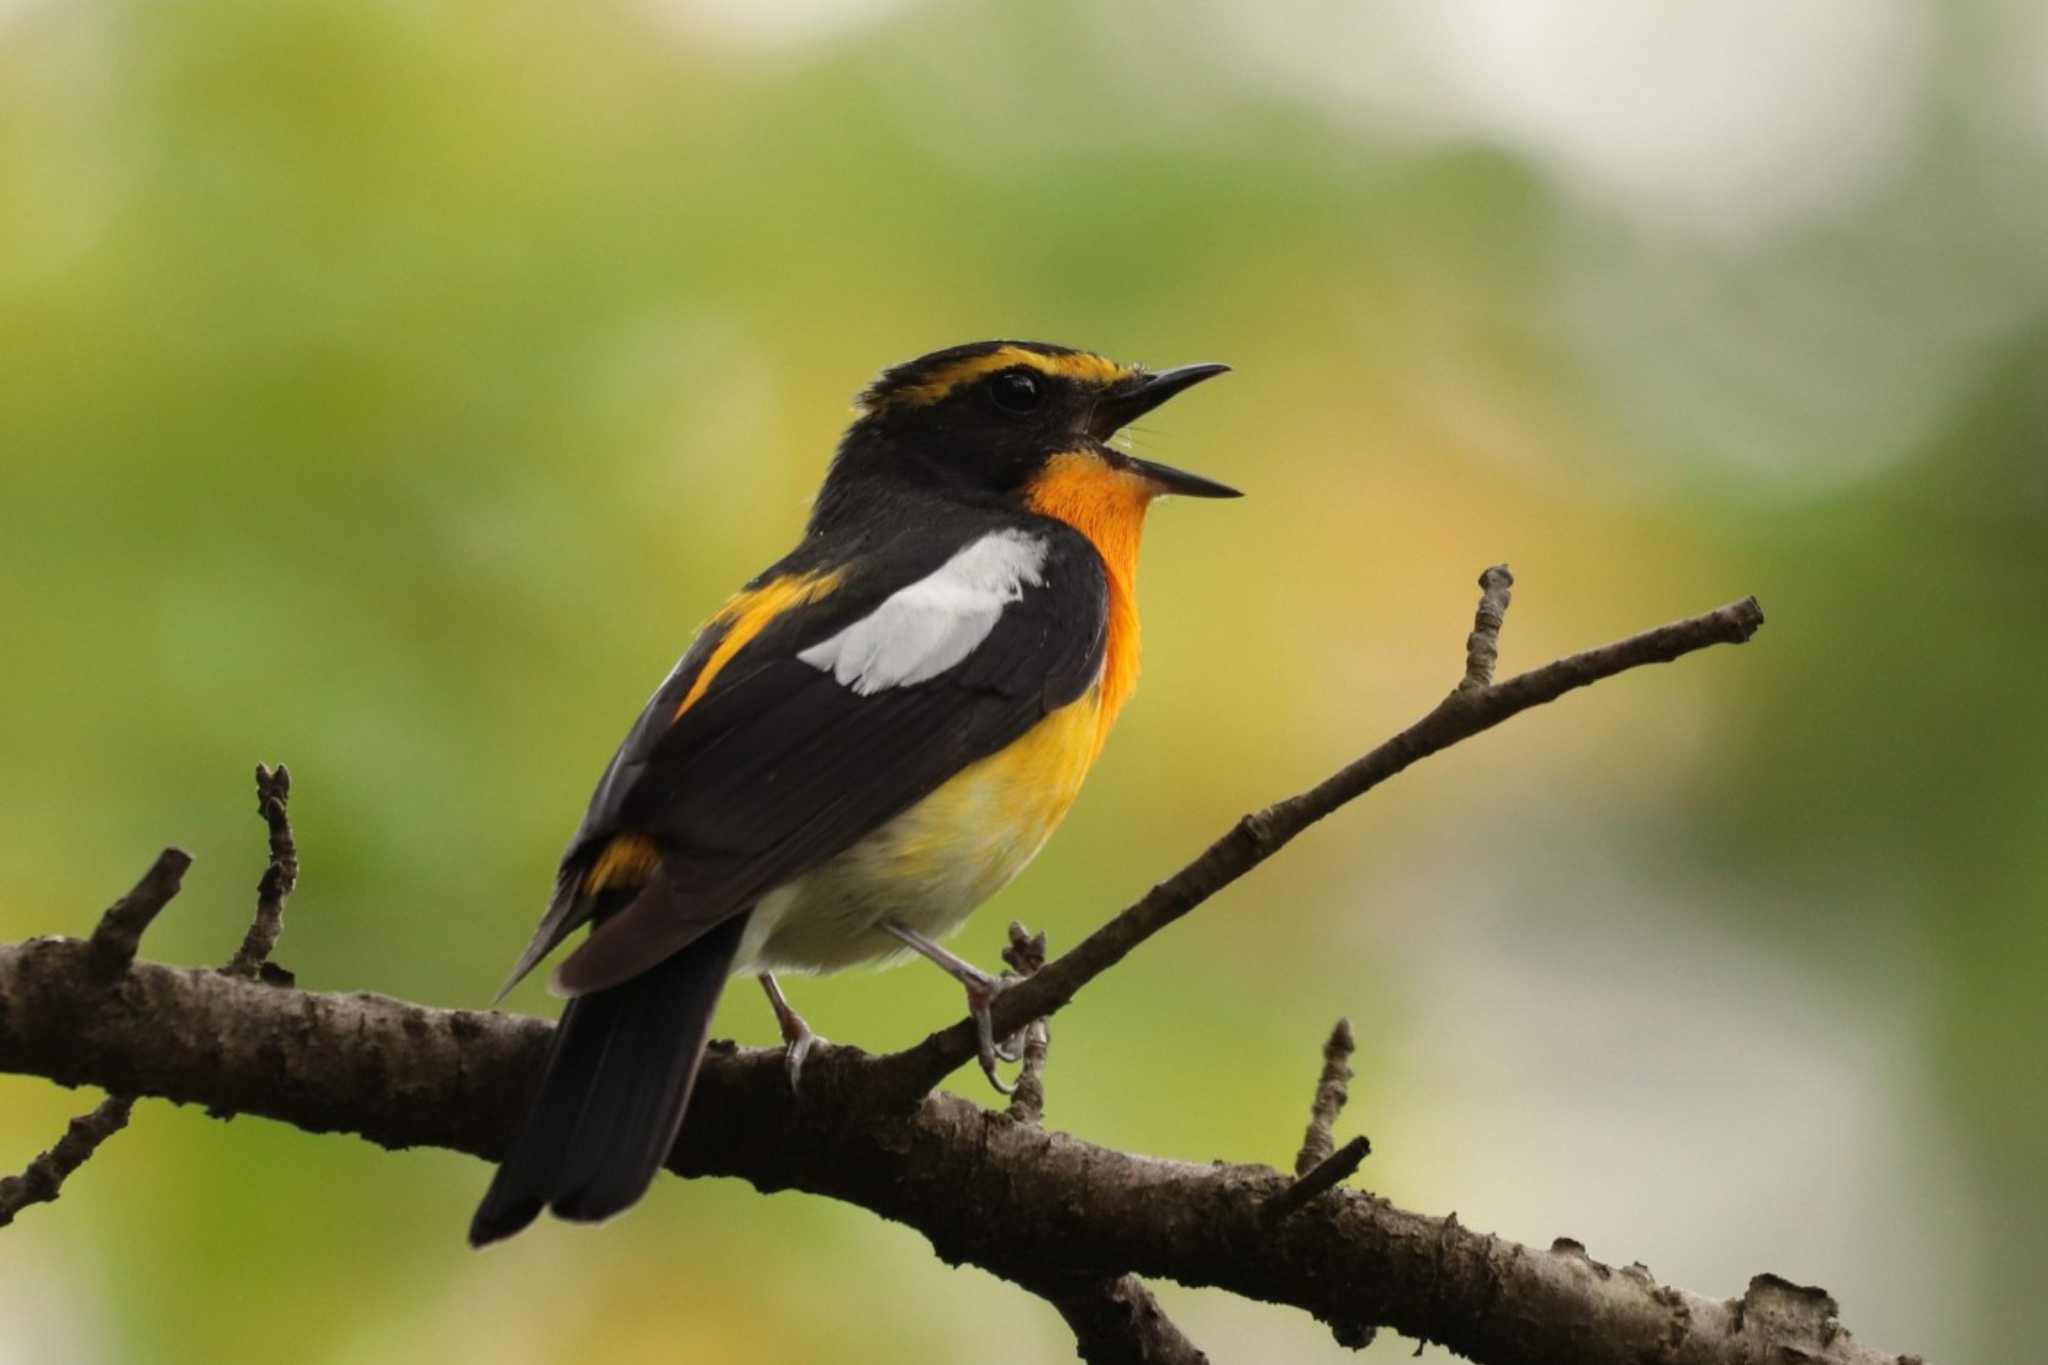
[748, 691, 1105, 973]
[906, 689, 1106, 893]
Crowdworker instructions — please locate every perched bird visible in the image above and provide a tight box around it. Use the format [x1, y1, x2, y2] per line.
[470, 340, 1235, 1246]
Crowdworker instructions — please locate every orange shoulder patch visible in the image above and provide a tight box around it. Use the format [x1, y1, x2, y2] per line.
[673, 569, 844, 721]
[584, 833, 661, 894]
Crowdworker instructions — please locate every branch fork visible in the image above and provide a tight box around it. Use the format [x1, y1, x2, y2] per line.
[2, 764, 298, 1226]
[870, 567, 1764, 1105]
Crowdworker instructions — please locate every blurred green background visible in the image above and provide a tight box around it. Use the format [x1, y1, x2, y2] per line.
[3, 1, 2043, 1361]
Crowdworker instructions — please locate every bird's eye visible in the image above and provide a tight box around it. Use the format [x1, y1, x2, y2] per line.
[988, 369, 1043, 415]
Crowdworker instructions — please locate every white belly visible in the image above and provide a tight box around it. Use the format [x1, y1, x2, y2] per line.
[734, 693, 1103, 975]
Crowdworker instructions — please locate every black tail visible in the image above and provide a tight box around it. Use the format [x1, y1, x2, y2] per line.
[469, 914, 746, 1247]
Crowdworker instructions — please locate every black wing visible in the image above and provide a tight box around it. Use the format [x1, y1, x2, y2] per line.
[502, 510, 1107, 996]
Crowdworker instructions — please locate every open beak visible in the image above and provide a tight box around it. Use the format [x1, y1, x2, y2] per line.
[1090, 363, 1241, 498]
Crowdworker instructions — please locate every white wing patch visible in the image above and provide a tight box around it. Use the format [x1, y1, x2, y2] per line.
[798, 530, 1047, 695]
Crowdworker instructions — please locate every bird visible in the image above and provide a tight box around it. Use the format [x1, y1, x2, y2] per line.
[469, 339, 1235, 1246]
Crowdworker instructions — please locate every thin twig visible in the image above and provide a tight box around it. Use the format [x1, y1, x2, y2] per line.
[207, 765, 299, 1116]
[85, 848, 192, 978]
[875, 581, 1766, 1102]
[1293, 1016, 1356, 1177]
[1002, 922, 1051, 1126]
[1459, 564, 1514, 693]
[1267, 1018, 1375, 1341]
[1005, 1022, 1050, 1126]
[225, 764, 296, 981]
[1264, 1135, 1371, 1225]
[1038, 1274, 1211, 1365]
[0, 1096, 135, 1228]
[1001, 921, 1048, 977]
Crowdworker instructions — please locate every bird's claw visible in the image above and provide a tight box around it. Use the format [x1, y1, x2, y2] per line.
[759, 973, 823, 1095]
[964, 973, 1019, 1095]
[781, 1023, 823, 1094]
[990, 999, 1030, 1065]
[876, 920, 1037, 1097]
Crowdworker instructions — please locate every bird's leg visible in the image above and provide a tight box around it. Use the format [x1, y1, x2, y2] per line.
[758, 973, 821, 1093]
[880, 920, 1022, 1093]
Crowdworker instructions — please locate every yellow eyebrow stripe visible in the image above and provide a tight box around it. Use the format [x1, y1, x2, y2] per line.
[673, 569, 845, 720]
[888, 347, 1134, 407]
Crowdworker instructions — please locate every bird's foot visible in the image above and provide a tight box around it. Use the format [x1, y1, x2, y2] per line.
[960, 970, 1022, 1094]
[758, 973, 825, 1094]
[881, 920, 1026, 1095]
[779, 1019, 823, 1094]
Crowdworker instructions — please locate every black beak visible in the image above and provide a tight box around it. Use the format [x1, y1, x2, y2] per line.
[1129, 455, 1243, 498]
[1090, 362, 1241, 498]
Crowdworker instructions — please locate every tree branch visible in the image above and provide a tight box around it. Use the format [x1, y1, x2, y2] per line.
[873, 571, 1766, 1102]
[0, 941, 1912, 1364]
[0, 572, 1904, 1365]
[2, 769, 297, 1224]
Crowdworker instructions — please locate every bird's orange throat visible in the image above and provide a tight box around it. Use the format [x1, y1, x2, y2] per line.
[1023, 451, 1155, 749]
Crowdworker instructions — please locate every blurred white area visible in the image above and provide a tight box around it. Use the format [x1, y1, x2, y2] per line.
[622, 0, 928, 55]
[1429, 2, 1927, 238]
[1351, 813, 1985, 1359]
[1202, 0, 2048, 495]
[1984, 1, 2048, 150]
[0, 4, 133, 299]
[0, 1261, 113, 1365]
[1216, 0, 1931, 241]
[1547, 228, 2038, 494]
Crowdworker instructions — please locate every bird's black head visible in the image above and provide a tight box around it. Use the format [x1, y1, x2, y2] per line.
[813, 340, 1235, 530]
